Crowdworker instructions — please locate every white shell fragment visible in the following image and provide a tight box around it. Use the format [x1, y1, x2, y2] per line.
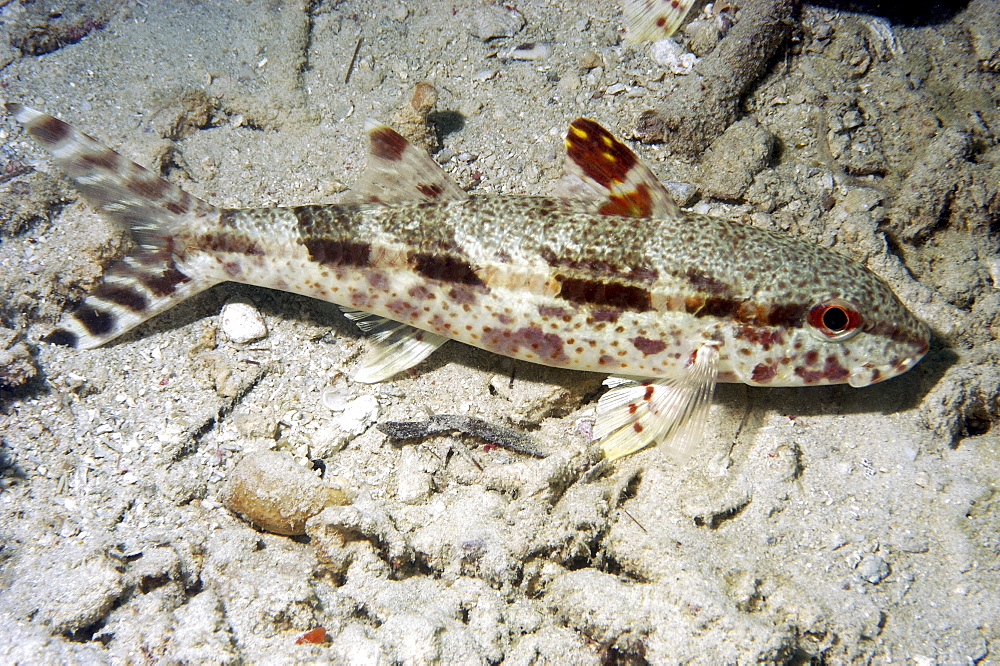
[500, 42, 551, 61]
[650, 38, 699, 74]
[219, 298, 267, 344]
[220, 450, 349, 536]
[334, 394, 380, 436]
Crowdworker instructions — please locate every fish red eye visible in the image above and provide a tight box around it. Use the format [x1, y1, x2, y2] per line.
[808, 299, 863, 340]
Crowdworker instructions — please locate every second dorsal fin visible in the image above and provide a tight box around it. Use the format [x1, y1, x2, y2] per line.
[554, 117, 680, 219]
[349, 121, 467, 205]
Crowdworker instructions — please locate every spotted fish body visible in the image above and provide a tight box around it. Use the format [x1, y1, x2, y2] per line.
[8, 103, 930, 461]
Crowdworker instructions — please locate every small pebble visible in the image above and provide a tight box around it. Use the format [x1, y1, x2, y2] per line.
[664, 181, 698, 207]
[605, 82, 628, 95]
[856, 553, 890, 584]
[468, 5, 525, 41]
[842, 109, 864, 130]
[220, 450, 349, 536]
[557, 70, 581, 92]
[814, 22, 834, 40]
[219, 299, 267, 344]
[684, 19, 722, 56]
[397, 447, 434, 504]
[578, 50, 603, 69]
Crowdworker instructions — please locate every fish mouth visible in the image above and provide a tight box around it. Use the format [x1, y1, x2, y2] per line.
[848, 355, 920, 388]
[848, 364, 879, 388]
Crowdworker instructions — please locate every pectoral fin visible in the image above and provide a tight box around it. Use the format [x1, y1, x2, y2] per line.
[595, 343, 719, 461]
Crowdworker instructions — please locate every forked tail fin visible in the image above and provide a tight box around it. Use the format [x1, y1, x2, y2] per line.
[7, 103, 222, 348]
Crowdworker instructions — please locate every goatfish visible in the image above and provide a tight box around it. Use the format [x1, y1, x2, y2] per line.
[6, 103, 930, 461]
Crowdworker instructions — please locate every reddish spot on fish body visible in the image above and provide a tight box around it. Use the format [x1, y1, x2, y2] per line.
[367, 271, 389, 290]
[824, 356, 850, 382]
[538, 305, 567, 318]
[448, 285, 480, 305]
[795, 367, 825, 384]
[591, 308, 622, 323]
[631, 336, 667, 356]
[736, 326, 784, 351]
[408, 285, 432, 300]
[751, 363, 777, 383]
[485, 325, 566, 363]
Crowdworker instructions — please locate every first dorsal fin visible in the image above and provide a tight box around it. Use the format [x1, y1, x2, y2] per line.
[554, 118, 680, 219]
[348, 120, 467, 205]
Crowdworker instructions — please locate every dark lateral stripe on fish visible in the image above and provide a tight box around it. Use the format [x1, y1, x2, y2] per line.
[556, 276, 653, 312]
[410, 252, 485, 286]
[302, 238, 373, 268]
[691, 298, 808, 328]
[294, 206, 374, 268]
[195, 229, 264, 256]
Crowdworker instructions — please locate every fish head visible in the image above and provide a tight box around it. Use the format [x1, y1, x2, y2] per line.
[724, 273, 931, 388]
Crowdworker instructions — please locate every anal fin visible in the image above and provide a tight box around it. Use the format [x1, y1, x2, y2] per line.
[595, 343, 719, 462]
[341, 307, 449, 383]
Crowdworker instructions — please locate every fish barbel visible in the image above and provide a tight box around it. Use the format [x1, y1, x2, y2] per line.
[6, 103, 930, 461]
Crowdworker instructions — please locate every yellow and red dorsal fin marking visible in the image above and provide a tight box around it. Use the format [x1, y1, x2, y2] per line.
[624, 0, 696, 44]
[557, 118, 679, 219]
[348, 120, 467, 205]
